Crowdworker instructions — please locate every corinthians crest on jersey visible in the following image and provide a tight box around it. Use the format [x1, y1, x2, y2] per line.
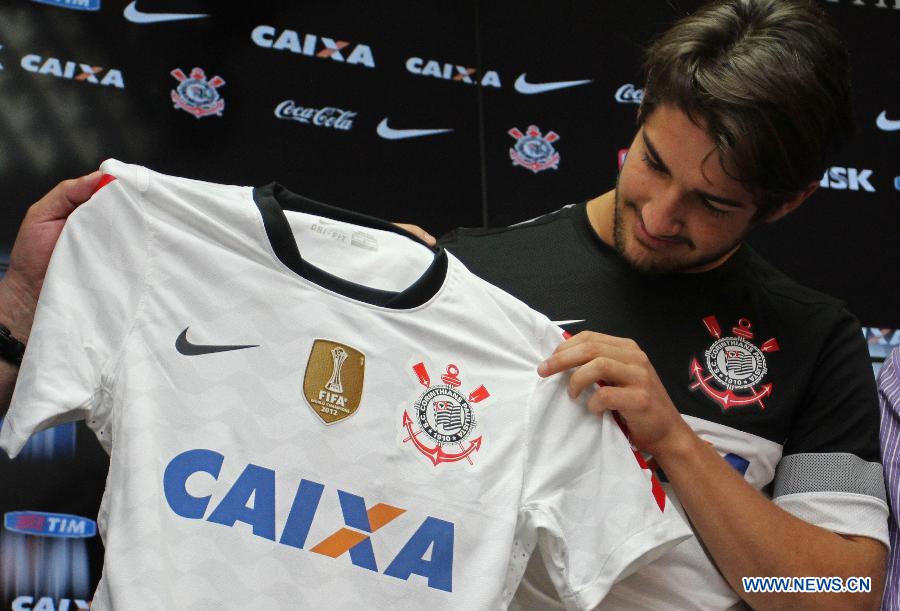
[401, 361, 490, 466]
[689, 315, 780, 411]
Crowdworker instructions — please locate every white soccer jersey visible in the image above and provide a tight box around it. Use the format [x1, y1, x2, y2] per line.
[0, 159, 690, 610]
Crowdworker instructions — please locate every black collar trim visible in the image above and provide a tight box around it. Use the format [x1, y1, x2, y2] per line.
[253, 183, 447, 309]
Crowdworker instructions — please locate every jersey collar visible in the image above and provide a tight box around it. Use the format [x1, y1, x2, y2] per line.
[253, 183, 447, 309]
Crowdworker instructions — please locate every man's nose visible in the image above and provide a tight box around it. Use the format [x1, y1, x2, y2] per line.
[641, 186, 685, 238]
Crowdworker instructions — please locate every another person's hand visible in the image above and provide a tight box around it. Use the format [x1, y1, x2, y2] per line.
[0, 172, 102, 339]
[393, 223, 437, 247]
[538, 331, 695, 459]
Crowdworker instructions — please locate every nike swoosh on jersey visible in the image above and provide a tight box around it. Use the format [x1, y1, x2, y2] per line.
[514, 73, 592, 95]
[123, 1, 209, 24]
[175, 328, 258, 355]
[376, 119, 453, 140]
[876, 111, 900, 132]
[550, 319, 586, 326]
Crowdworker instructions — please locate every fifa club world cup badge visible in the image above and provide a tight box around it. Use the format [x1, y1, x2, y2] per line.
[689, 316, 780, 411]
[303, 339, 365, 424]
[508, 125, 560, 174]
[170, 67, 225, 118]
[402, 362, 490, 466]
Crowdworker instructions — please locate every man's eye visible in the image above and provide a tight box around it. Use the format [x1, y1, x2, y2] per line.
[641, 153, 666, 173]
[702, 200, 730, 217]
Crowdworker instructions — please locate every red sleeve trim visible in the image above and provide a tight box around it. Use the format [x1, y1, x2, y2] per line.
[93, 174, 117, 194]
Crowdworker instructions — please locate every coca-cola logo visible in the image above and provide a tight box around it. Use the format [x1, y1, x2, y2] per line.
[615, 83, 643, 104]
[274, 100, 356, 130]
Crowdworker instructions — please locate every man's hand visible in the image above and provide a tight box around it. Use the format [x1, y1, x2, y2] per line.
[539, 330, 887, 609]
[0, 172, 102, 340]
[538, 330, 694, 459]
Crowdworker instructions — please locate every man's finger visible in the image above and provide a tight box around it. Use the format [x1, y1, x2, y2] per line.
[540, 340, 636, 377]
[567, 357, 633, 398]
[551, 330, 636, 355]
[586, 385, 639, 416]
[393, 222, 437, 247]
[29, 171, 103, 223]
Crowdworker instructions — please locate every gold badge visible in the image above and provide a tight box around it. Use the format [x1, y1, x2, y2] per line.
[303, 339, 366, 425]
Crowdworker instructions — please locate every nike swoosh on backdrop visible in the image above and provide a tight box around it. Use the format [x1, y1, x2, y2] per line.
[175, 327, 258, 356]
[514, 73, 592, 95]
[550, 319, 586, 326]
[376, 118, 453, 140]
[123, 1, 209, 24]
[876, 111, 900, 132]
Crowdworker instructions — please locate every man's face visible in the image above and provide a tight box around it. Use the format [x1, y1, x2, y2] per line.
[613, 104, 759, 274]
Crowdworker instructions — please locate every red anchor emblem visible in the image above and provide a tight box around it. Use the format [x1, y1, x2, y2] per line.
[689, 316, 780, 411]
[402, 362, 490, 466]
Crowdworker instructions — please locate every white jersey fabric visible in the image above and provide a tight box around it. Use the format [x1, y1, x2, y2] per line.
[0, 160, 690, 610]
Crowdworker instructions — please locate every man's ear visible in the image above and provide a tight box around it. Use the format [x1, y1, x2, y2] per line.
[762, 181, 819, 224]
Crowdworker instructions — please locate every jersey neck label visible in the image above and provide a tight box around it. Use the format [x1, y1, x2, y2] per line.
[303, 339, 366, 424]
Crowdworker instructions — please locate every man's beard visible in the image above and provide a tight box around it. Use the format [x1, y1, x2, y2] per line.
[612, 182, 745, 275]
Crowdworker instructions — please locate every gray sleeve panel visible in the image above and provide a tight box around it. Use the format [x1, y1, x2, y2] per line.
[773, 452, 886, 501]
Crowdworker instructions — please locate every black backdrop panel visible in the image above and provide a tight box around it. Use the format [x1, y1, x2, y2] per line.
[0, 1, 898, 606]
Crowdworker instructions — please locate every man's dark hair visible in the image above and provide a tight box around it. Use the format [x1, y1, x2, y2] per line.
[639, 0, 854, 214]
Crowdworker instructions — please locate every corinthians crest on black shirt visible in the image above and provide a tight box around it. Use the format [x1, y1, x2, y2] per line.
[689, 315, 780, 412]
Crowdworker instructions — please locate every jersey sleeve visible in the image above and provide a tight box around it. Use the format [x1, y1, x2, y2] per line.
[516, 321, 691, 610]
[0, 173, 150, 458]
[773, 308, 889, 546]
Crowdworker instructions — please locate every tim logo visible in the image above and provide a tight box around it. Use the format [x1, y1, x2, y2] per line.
[4, 512, 97, 538]
[164, 449, 454, 591]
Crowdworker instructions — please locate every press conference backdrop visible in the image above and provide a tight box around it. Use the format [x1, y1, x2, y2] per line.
[0, 0, 897, 607]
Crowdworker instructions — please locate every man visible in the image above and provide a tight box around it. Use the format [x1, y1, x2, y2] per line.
[878, 347, 900, 610]
[434, 0, 888, 608]
[0, 0, 889, 608]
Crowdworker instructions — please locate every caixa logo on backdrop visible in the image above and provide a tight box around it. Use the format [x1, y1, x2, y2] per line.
[405, 57, 502, 88]
[20, 55, 124, 88]
[819, 167, 876, 192]
[11, 597, 89, 611]
[251, 25, 375, 69]
[30, 0, 100, 10]
[404, 57, 593, 95]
